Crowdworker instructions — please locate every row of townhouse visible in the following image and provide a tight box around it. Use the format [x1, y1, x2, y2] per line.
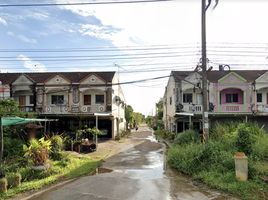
[163, 70, 268, 134]
[0, 71, 126, 139]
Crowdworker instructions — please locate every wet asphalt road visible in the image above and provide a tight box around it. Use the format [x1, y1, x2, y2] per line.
[33, 123, 236, 200]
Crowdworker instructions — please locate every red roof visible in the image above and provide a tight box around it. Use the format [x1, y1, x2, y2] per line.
[0, 72, 115, 84]
[172, 70, 267, 83]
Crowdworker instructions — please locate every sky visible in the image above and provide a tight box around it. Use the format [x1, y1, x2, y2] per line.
[0, 0, 268, 116]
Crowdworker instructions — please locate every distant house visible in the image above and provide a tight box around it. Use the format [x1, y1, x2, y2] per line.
[0, 72, 126, 139]
[163, 70, 268, 134]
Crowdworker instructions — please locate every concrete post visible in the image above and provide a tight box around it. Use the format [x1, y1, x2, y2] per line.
[233, 152, 248, 181]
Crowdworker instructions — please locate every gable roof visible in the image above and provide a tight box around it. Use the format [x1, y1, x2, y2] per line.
[0, 72, 116, 84]
[172, 70, 267, 83]
[171, 71, 193, 83]
[207, 70, 267, 83]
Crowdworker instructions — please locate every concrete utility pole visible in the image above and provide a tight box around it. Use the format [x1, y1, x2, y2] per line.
[202, 0, 209, 144]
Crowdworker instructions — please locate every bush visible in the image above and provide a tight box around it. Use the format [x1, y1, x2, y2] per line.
[154, 129, 175, 140]
[173, 129, 201, 146]
[153, 126, 157, 131]
[236, 124, 256, 156]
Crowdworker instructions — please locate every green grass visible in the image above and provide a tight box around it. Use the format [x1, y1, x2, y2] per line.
[119, 139, 125, 143]
[0, 155, 103, 199]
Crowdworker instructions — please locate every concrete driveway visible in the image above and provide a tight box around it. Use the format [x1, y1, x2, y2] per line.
[28, 123, 236, 200]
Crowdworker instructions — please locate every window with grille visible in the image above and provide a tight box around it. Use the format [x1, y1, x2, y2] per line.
[52, 95, 64, 104]
[183, 94, 192, 103]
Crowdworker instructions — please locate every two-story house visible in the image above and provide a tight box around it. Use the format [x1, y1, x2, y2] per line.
[0, 72, 126, 139]
[163, 70, 268, 134]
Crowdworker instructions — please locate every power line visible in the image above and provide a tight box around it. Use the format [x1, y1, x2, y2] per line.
[0, 0, 178, 7]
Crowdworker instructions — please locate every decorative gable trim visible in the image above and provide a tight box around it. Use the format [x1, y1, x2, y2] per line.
[44, 74, 71, 85]
[11, 74, 35, 85]
[80, 73, 106, 85]
[255, 71, 268, 83]
[218, 72, 247, 84]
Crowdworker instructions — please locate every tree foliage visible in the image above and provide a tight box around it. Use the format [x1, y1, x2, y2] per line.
[0, 98, 29, 118]
[125, 105, 134, 125]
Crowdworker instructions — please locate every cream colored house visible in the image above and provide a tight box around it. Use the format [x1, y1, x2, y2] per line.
[0, 72, 126, 139]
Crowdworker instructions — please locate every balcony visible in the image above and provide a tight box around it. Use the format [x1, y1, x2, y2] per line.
[257, 105, 268, 114]
[42, 105, 107, 114]
[183, 105, 203, 113]
[80, 105, 106, 113]
[18, 106, 35, 112]
[219, 105, 245, 112]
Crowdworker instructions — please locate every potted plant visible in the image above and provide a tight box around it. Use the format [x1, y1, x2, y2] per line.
[7, 172, 21, 187]
[24, 137, 51, 170]
[0, 178, 8, 193]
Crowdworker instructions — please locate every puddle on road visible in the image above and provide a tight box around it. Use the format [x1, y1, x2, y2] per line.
[88, 168, 113, 176]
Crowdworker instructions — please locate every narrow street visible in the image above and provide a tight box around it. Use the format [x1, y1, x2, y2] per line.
[33, 124, 236, 200]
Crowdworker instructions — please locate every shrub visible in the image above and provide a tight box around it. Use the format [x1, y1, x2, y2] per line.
[236, 124, 256, 156]
[251, 134, 268, 161]
[173, 129, 201, 146]
[24, 138, 51, 166]
[7, 172, 21, 187]
[153, 126, 157, 131]
[154, 129, 174, 140]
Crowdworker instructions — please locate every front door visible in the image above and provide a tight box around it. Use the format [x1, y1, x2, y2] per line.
[84, 95, 91, 105]
[19, 96, 26, 106]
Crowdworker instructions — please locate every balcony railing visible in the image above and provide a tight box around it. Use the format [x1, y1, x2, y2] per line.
[18, 106, 35, 112]
[42, 105, 107, 113]
[257, 105, 268, 113]
[220, 105, 245, 112]
[183, 104, 203, 113]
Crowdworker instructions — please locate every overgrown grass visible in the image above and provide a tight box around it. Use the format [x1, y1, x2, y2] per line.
[168, 123, 268, 200]
[0, 154, 103, 199]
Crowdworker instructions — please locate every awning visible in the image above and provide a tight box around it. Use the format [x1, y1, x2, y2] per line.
[1, 117, 49, 126]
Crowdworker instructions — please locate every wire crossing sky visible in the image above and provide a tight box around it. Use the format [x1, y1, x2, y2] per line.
[0, 0, 268, 115]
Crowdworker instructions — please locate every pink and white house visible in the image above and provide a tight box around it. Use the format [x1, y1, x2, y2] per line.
[163, 70, 268, 134]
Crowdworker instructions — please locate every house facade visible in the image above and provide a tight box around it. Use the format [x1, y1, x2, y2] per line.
[163, 70, 268, 134]
[0, 72, 126, 139]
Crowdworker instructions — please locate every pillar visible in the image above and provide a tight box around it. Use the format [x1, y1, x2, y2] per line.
[254, 90, 257, 112]
[104, 90, 107, 112]
[68, 91, 72, 112]
[112, 118, 115, 139]
[79, 91, 83, 111]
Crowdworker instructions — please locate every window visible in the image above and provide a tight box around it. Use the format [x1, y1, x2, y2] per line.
[52, 95, 64, 104]
[226, 93, 238, 103]
[170, 97, 172, 105]
[96, 95, 104, 104]
[84, 95, 91, 105]
[183, 94, 192, 103]
[30, 95, 35, 104]
[257, 93, 262, 103]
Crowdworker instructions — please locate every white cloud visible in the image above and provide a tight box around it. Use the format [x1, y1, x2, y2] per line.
[17, 35, 37, 43]
[17, 55, 46, 72]
[79, 24, 118, 41]
[27, 12, 49, 20]
[0, 17, 7, 26]
[7, 31, 14, 36]
[7, 31, 37, 43]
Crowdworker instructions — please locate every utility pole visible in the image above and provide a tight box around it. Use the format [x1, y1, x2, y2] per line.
[202, 0, 209, 144]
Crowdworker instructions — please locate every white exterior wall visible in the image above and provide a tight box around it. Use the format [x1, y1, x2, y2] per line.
[14, 91, 34, 106]
[112, 73, 126, 136]
[163, 75, 176, 132]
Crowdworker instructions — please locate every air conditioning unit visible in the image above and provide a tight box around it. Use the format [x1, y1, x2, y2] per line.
[99, 106, 105, 112]
[81, 106, 90, 112]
